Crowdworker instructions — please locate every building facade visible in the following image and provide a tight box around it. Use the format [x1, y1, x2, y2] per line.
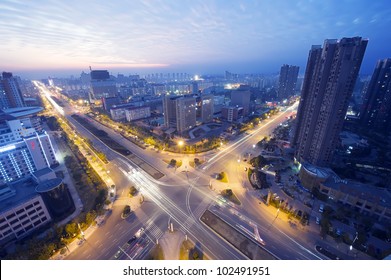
[201, 94, 214, 123]
[230, 89, 251, 116]
[89, 70, 117, 102]
[221, 106, 243, 122]
[0, 193, 51, 244]
[0, 131, 57, 184]
[163, 95, 179, 128]
[0, 72, 26, 109]
[277, 64, 299, 100]
[360, 58, 391, 133]
[176, 96, 196, 134]
[293, 37, 368, 167]
[125, 106, 151, 121]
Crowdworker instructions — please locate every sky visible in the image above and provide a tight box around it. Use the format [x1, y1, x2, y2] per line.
[1, 0, 391, 78]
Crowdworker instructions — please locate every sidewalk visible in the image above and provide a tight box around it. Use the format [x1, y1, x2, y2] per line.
[51, 194, 143, 260]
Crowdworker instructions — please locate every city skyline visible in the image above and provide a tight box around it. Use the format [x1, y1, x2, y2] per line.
[1, 0, 391, 78]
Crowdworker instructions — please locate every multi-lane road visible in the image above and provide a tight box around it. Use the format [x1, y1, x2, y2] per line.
[36, 82, 324, 260]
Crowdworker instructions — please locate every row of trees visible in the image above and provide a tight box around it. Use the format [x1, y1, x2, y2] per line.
[7, 117, 109, 259]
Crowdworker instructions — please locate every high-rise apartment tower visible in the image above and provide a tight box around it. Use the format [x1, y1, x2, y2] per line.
[293, 37, 368, 167]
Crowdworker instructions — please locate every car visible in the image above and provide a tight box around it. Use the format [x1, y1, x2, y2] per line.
[319, 204, 324, 213]
[297, 210, 303, 218]
[127, 236, 137, 245]
[316, 217, 320, 225]
[114, 250, 122, 259]
[135, 227, 144, 238]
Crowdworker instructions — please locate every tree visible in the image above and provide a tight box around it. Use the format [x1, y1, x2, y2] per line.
[65, 223, 78, 237]
[85, 211, 96, 225]
[123, 205, 131, 214]
[250, 155, 267, 168]
[129, 186, 138, 197]
[170, 159, 177, 166]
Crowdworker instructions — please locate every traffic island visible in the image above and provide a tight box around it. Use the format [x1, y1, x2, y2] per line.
[200, 210, 277, 260]
[180, 239, 209, 260]
[221, 189, 241, 205]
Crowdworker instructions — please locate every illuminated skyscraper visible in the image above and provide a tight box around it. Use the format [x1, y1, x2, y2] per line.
[293, 37, 368, 167]
[360, 58, 391, 133]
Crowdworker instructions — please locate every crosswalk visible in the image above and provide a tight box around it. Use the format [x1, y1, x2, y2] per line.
[145, 223, 164, 242]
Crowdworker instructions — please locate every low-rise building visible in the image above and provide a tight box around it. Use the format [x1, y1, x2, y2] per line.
[319, 176, 391, 222]
[0, 179, 51, 245]
[221, 106, 243, 122]
[125, 106, 151, 121]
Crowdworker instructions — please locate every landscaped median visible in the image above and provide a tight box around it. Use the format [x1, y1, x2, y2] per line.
[200, 210, 278, 260]
[179, 239, 209, 260]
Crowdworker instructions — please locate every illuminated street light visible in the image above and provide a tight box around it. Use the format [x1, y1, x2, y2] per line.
[178, 140, 184, 153]
[350, 232, 358, 251]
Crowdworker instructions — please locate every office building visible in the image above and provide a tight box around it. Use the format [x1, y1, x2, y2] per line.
[360, 58, 391, 133]
[102, 96, 121, 112]
[163, 95, 197, 134]
[176, 96, 196, 134]
[163, 95, 181, 129]
[125, 106, 151, 121]
[230, 88, 251, 116]
[0, 72, 26, 109]
[191, 82, 199, 94]
[89, 70, 117, 102]
[221, 106, 243, 122]
[0, 182, 52, 244]
[293, 37, 367, 167]
[277, 64, 299, 100]
[201, 94, 214, 123]
[0, 128, 57, 185]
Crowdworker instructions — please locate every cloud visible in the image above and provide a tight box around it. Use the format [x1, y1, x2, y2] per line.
[0, 0, 390, 74]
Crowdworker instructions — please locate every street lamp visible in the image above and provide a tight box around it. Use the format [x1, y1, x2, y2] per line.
[78, 223, 85, 240]
[178, 140, 184, 153]
[350, 232, 358, 251]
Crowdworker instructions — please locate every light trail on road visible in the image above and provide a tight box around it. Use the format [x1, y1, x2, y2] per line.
[203, 102, 299, 171]
[119, 166, 244, 260]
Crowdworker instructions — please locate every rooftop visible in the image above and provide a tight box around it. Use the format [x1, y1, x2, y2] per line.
[35, 178, 63, 193]
[2, 107, 43, 118]
[301, 163, 331, 179]
[33, 167, 54, 178]
[322, 176, 391, 208]
[0, 178, 39, 213]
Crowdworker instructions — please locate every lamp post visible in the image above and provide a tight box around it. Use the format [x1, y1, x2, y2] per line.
[178, 140, 184, 154]
[350, 232, 359, 251]
[78, 223, 85, 240]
